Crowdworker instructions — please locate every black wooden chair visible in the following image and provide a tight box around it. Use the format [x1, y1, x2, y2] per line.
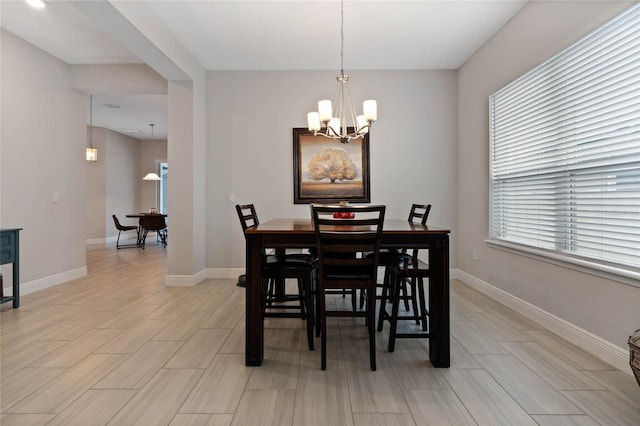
[361, 204, 431, 316]
[112, 214, 140, 249]
[377, 204, 432, 352]
[235, 204, 316, 350]
[141, 214, 167, 248]
[312, 204, 385, 371]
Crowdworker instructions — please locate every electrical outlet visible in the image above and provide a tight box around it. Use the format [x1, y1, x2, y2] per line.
[53, 192, 60, 203]
[472, 249, 478, 261]
[227, 193, 235, 204]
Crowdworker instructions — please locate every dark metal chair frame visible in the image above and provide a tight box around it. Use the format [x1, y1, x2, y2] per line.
[312, 204, 385, 371]
[112, 214, 140, 249]
[140, 214, 167, 248]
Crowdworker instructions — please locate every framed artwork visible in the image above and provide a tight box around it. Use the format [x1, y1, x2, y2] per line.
[293, 128, 370, 204]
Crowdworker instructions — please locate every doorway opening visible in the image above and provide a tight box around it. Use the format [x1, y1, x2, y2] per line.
[158, 162, 168, 215]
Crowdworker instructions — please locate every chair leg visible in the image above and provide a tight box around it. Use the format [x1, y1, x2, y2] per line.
[315, 288, 321, 337]
[305, 273, 314, 351]
[377, 267, 396, 332]
[266, 279, 275, 307]
[377, 270, 391, 332]
[351, 289, 357, 312]
[417, 277, 429, 331]
[388, 274, 402, 353]
[297, 279, 306, 318]
[367, 284, 377, 371]
[408, 278, 421, 325]
[400, 280, 410, 311]
[319, 291, 327, 370]
[141, 230, 149, 248]
[116, 231, 122, 249]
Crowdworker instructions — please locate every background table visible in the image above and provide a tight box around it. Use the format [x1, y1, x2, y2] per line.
[126, 213, 167, 246]
[244, 218, 450, 367]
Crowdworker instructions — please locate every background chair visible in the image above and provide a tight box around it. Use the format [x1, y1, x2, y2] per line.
[377, 203, 432, 352]
[140, 214, 167, 248]
[112, 214, 140, 249]
[361, 204, 432, 315]
[312, 204, 385, 371]
[236, 204, 316, 350]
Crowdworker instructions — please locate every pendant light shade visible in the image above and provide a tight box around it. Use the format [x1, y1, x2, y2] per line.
[143, 172, 161, 181]
[86, 147, 98, 162]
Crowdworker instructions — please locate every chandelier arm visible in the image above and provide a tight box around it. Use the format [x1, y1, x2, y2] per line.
[344, 82, 359, 134]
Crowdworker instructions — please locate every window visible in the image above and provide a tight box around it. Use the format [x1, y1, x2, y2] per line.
[489, 4, 640, 274]
[158, 162, 168, 215]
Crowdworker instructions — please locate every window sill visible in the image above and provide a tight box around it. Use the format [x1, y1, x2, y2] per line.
[486, 239, 640, 288]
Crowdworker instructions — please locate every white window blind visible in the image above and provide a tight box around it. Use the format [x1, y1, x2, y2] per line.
[489, 4, 640, 271]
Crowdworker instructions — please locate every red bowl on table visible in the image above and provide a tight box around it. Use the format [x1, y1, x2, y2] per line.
[333, 211, 355, 219]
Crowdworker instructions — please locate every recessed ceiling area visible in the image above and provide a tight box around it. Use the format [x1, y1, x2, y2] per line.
[1, 0, 528, 139]
[90, 95, 168, 141]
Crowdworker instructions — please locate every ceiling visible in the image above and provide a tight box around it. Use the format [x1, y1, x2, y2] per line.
[1, 0, 528, 139]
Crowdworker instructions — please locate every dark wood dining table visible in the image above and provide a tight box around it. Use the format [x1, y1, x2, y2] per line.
[244, 218, 451, 367]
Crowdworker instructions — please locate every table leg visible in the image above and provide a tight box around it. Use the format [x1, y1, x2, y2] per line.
[137, 218, 144, 246]
[12, 260, 19, 308]
[245, 233, 264, 366]
[12, 232, 20, 308]
[428, 236, 450, 367]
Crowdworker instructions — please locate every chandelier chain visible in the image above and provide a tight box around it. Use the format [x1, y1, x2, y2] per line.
[340, 0, 344, 75]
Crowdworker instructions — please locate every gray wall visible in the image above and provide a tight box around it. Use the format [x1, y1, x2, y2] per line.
[206, 70, 458, 271]
[457, 0, 639, 350]
[86, 127, 107, 240]
[139, 139, 168, 213]
[105, 129, 140, 238]
[1, 30, 87, 284]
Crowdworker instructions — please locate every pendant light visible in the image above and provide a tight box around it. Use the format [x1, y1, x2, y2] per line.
[142, 124, 161, 181]
[86, 94, 98, 162]
[307, 0, 377, 144]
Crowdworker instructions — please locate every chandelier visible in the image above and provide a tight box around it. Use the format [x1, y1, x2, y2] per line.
[307, 0, 377, 144]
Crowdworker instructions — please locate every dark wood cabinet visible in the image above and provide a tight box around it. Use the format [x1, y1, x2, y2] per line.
[1, 228, 22, 308]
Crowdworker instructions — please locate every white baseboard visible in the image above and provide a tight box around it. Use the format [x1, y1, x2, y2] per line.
[206, 268, 245, 280]
[86, 234, 135, 245]
[166, 268, 208, 287]
[455, 269, 631, 375]
[3, 266, 88, 297]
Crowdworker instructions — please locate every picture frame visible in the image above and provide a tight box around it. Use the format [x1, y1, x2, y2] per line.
[293, 128, 370, 204]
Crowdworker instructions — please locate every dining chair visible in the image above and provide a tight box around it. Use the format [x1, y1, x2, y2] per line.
[311, 204, 385, 371]
[235, 204, 316, 350]
[372, 203, 431, 309]
[112, 214, 140, 249]
[377, 203, 432, 352]
[360, 204, 431, 314]
[140, 214, 167, 248]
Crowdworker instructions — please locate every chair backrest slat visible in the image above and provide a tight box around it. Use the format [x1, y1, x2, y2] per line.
[235, 204, 259, 234]
[408, 203, 431, 226]
[312, 204, 385, 282]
